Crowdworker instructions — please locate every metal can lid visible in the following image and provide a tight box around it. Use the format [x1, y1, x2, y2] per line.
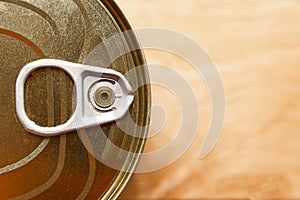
[0, 0, 150, 199]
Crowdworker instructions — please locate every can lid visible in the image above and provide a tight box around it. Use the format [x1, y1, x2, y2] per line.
[0, 1, 150, 199]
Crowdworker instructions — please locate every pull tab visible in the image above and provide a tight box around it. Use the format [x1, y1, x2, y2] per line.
[15, 59, 134, 137]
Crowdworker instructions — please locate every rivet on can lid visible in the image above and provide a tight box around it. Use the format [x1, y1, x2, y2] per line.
[93, 86, 115, 108]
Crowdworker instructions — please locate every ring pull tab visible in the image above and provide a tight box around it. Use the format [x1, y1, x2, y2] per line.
[15, 59, 134, 137]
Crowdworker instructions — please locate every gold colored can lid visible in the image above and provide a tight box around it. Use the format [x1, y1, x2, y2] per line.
[0, 0, 150, 199]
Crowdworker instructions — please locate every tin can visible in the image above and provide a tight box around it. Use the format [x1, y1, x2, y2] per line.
[0, 0, 150, 199]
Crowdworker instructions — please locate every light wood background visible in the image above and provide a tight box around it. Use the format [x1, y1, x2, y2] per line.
[116, 0, 300, 199]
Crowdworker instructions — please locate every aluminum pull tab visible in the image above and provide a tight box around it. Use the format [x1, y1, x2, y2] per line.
[15, 59, 134, 137]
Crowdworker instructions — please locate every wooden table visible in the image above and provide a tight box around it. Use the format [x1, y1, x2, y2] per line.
[116, 0, 300, 199]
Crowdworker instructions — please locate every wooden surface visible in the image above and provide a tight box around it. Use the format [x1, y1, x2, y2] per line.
[116, 0, 300, 199]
